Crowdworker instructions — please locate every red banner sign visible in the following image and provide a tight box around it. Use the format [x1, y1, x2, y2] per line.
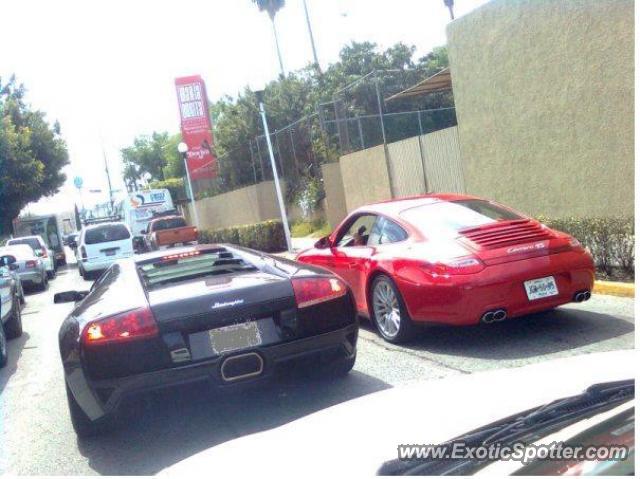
[175, 75, 217, 180]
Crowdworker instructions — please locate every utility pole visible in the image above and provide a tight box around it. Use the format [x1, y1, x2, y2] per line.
[101, 142, 114, 213]
[302, 0, 321, 73]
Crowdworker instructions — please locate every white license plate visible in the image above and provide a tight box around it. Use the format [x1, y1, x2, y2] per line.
[524, 276, 559, 300]
[209, 322, 261, 354]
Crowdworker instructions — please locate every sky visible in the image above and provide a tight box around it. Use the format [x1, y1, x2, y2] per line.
[1, 0, 490, 215]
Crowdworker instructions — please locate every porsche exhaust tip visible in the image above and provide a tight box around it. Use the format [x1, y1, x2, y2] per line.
[221, 352, 264, 382]
[481, 309, 507, 324]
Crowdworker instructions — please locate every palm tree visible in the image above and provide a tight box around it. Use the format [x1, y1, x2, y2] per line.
[444, 0, 454, 20]
[253, 0, 286, 77]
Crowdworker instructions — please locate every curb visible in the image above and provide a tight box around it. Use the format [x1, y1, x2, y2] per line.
[593, 280, 634, 298]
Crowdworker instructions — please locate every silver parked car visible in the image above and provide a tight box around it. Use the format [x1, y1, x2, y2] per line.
[0, 245, 48, 292]
[6, 235, 56, 280]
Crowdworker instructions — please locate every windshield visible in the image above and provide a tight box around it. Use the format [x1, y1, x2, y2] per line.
[152, 217, 187, 231]
[138, 250, 257, 289]
[84, 225, 131, 244]
[400, 200, 523, 238]
[7, 237, 42, 251]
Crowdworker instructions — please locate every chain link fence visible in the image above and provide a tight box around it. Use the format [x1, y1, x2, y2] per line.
[189, 69, 457, 205]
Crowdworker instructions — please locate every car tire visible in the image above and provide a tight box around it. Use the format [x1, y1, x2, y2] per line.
[5, 299, 23, 339]
[38, 274, 48, 292]
[65, 383, 113, 437]
[370, 275, 417, 344]
[328, 355, 356, 377]
[0, 324, 7, 369]
[47, 270, 55, 280]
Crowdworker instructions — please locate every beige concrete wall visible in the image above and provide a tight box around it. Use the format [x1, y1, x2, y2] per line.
[186, 181, 282, 230]
[420, 126, 466, 194]
[387, 136, 427, 197]
[447, 0, 634, 217]
[321, 162, 348, 228]
[339, 145, 392, 212]
[185, 180, 327, 231]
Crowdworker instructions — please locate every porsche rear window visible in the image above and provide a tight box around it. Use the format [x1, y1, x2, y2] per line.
[401, 200, 523, 237]
[138, 250, 257, 289]
[84, 224, 130, 244]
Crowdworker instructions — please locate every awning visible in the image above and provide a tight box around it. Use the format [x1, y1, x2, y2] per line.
[386, 68, 452, 102]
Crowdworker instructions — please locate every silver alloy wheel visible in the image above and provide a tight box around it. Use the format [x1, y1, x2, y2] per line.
[372, 280, 401, 338]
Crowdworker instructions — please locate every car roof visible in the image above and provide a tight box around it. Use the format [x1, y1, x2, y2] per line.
[0, 245, 36, 258]
[352, 193, 484, 217]
[7, 235, 44, 242]
[83, 221, 128, 230]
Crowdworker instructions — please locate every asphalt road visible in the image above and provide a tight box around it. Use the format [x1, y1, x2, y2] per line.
[0, 250, 634, 475]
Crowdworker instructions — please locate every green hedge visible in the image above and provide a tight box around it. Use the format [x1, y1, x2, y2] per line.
[537, 216, 634, 276]
[198, 220, 287, 253]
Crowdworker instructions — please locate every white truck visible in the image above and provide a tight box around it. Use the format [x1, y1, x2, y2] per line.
[112, 189, 176, 251]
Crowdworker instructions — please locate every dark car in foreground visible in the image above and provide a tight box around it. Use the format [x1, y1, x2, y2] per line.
[55, 244, 358, 436]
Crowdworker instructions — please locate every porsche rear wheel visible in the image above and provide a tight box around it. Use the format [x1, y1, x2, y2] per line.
[371, 275, 416, 344]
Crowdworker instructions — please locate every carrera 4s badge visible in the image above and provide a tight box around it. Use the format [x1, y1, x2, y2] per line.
[507, 242, 547, 254]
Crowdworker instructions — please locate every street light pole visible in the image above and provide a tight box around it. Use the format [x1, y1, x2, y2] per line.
[258, 101, 293, 252]
[178, 142, 200, 229]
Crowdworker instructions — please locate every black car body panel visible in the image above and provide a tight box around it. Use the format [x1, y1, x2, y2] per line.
[58, 244, 358, 424]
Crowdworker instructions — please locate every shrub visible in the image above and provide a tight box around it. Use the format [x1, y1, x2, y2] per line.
[290, 218, 331, 238]
[537, 216, 634, 277]
[198, 220, 286, 253]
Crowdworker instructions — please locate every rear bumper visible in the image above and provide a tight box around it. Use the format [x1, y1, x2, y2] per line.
[82, 253, 134, 272]
[66, 323, 358, 422]
[399, 250, 595, 326]
[18, 270, 44, 285]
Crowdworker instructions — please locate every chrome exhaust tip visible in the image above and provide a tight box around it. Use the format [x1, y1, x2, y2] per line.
[574, 291, 587, 302]
[481, 312, 495, 324]
[221, 352, 264, 382]
[583, 291, 591, 301]
[493, 309, 507, 322]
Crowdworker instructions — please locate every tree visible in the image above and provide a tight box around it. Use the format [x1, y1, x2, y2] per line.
[253, 0, 286, 77]
[0, 76, 69, 234]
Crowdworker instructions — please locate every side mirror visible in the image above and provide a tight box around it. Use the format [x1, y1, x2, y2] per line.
[54, 290, 89, 303]
[314, 236, 331, 249]
[0, 255, 16, 267]
[140, 229, 147, 235]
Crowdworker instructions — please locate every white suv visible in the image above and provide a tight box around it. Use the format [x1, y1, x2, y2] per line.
[78, 222, 134, 279]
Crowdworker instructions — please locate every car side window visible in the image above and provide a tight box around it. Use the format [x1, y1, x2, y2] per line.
[335, 215, 377, 247]
[368, 217, 408, 245]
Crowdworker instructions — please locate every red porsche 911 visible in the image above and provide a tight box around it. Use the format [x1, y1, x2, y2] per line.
[296, 194, 595, 343]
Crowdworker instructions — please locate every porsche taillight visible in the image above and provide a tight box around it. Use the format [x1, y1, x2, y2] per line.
[25, 260, 37, 269]
[423, 257, 486, 276]
[81, 307, 159, 346]
[292, 277, 347, 308]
